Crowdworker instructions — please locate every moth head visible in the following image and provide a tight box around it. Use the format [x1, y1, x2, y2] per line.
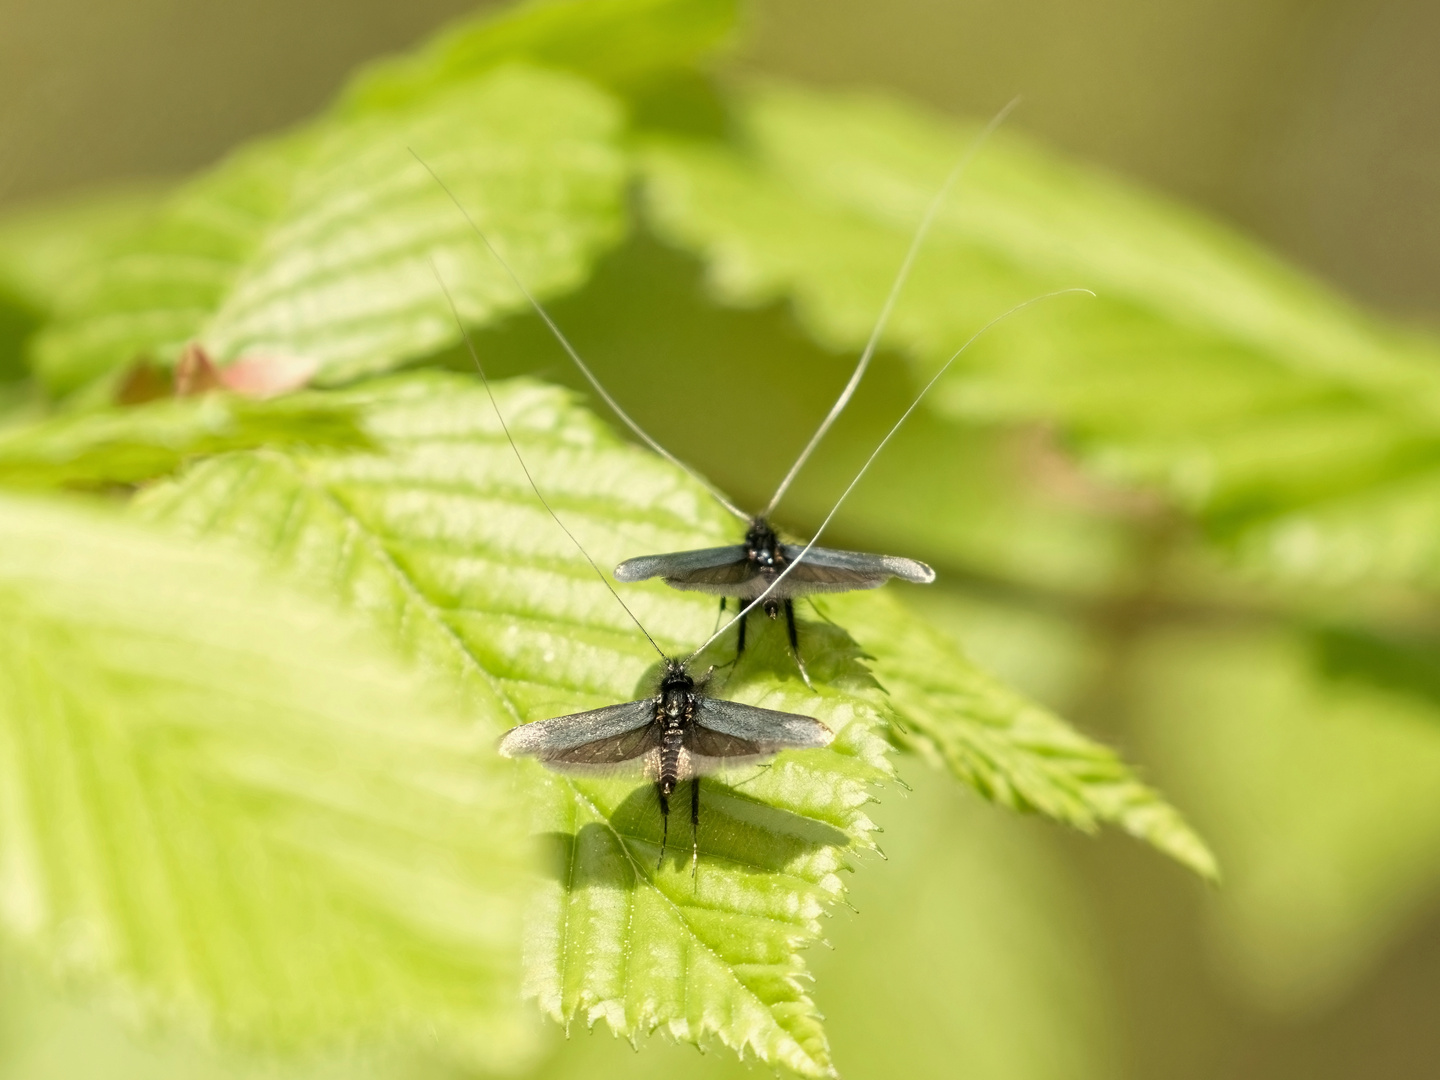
[659, 657, 695, 695]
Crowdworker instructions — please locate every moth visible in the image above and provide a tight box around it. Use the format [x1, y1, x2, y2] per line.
[613, 516, 933, 679]
[498, 657, 831, 870]
[425, 263, 833, 875]
[415, 99, 1083, 687]
[607, 106, 1047, 679]
[414, 122, 994, 682]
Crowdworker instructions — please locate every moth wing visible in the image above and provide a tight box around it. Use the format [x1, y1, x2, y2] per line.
[499, 699, 660, 775]
[614, 545, 756, 590]
[775, 544, 935, 595]
[681, 727, 780, 775]
[687, 697, 833, 773]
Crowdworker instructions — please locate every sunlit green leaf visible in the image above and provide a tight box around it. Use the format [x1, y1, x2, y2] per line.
[137, 372, 890, 1076]
[32, 65, 625, 394]
[0, 392, 366, 489]
[525, 774, 1121, 1080]
[826, 590, 1217, 879]
[0, 492, 530, 1065]
[137, 371, 1209, 1071]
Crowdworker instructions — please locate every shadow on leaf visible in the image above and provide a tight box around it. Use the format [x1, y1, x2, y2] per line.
[540, 775, 849, 891]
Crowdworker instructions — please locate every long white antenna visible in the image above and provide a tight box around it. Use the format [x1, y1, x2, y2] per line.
[688, 287, 1094, 663]
[428, 258, 667, 661]
[412, 150, 749, 522]
[762, 96, 1022, 519]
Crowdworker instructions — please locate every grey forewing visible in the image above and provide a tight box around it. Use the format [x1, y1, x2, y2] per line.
[614, 546, 751, 584]
[498, 699, 654, 758]
[683, 727, 779, 771]
[775, 544, 935, 593]
[533, 724, 664, 774]
[692, 697, 832, 752]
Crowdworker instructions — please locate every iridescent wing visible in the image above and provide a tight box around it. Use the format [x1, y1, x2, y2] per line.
[681, 697, 833, 776]
[614, 546, 756, 593]
[498, 700, 660, 775]
[765, 545, 935, 597]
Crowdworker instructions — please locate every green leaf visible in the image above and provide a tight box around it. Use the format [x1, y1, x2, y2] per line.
[639, 82, 1440, 548]
[340, 0, 740, 114]
[0, 392, 367, 489]
[0, 187, 169, 385]
[137, 371, 1209, 1071]
[528, 773, 1123, 1080]
[0, 492, 531, 1065]
[137, 371, 890, 1076]
[32, 65, 625, 395]
[1228, 465, 1440, 592]
[27, 0, 747, 400]
[0, 185, 170, 316]
[825, 590, 1217, 880]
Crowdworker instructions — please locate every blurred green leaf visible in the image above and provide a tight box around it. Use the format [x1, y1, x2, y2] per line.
[0, 185, 169, 315]
[0, 492, 530, 1065]
[32, 65, 625, 394]
[1128, 623, 1440, 1014]
[137, 371, 1208, 1071]
[0, 392, 367, 489]
[901, 584, 1107, 715]
[1308, 624, 1440, 707]
[0, 961, 455, 1080]
[0, 187, 167, 384]
[827, 590, 1216, 879]
[341, 0, 738, 113]
[639, 82, 1440, 563]
[1229, 466, 1440, 593]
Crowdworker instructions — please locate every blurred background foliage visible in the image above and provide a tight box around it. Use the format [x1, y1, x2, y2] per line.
[3, 0, 1440, 1078]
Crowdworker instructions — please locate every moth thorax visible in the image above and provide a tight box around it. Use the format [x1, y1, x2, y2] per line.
[659, 689, 690, 729]
[745, 517, 783, 569]
[658, 667, 693, 731]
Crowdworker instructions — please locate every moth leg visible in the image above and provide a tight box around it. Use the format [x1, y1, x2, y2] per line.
[713, 596, 726, 635]
[690, 777, 701, 881]
[736, 607, 748, 658]
[656, 783, 670, 870]
[785, 598, 813, 689]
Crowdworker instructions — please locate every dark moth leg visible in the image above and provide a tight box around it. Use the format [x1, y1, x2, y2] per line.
[736, 605, 748, 658]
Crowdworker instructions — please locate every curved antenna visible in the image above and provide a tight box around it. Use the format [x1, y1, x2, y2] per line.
[411, 150, 750, 523]
[763, 96, 1023, 519]
[428, 258, 666, 662]
[689, 287, 1094, 663]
